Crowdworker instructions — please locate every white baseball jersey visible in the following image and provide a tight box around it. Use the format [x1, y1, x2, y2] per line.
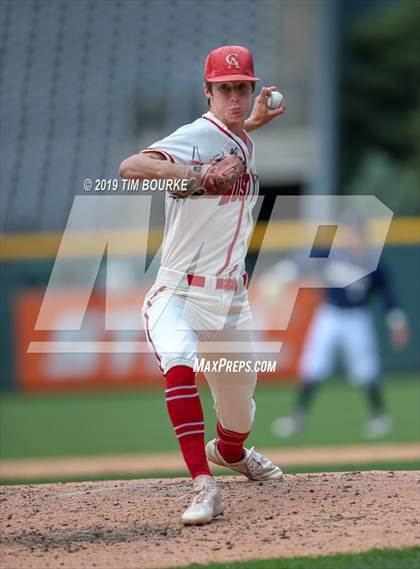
[141, 111, 259, 278]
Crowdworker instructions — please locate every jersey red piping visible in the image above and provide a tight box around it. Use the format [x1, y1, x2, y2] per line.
[201, 116, 248, 166]
[143, 285, 167, 374]
[216, 196, 246, 276]
[201, 116, 249, 276]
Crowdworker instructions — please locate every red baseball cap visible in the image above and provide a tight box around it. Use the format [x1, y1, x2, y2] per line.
[204, 45, 259, 83]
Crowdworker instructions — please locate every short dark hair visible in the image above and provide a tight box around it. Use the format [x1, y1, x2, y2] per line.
[205, 80, 213, 108]
[205, 80, 256, 108]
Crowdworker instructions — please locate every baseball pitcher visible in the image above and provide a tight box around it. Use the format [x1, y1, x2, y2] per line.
[120, 46, 285, 525]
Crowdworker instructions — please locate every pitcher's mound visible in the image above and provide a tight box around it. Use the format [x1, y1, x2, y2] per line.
[1, 471, 419, 569]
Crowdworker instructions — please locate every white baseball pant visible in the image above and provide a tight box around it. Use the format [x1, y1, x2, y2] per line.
[299, 303, 381, 386]
[142, 267, 257, 433]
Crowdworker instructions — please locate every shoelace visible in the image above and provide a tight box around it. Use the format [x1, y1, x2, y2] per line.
[175, 487, 199, 503]
[247, 447, 264, 467]
[175, 482, 217, 504]
[245, 447, 268, 480]
[193, 484, 218, 505]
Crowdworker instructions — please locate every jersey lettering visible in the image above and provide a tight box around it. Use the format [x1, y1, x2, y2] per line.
[219, 173, 251, 205]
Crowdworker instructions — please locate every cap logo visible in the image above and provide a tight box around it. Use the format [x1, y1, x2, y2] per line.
[226, 53, 240, 69]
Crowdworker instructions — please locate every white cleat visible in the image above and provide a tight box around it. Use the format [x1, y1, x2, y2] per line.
[363, 413, 392, 439]
[272, 412, 307, 438]
[206, 439, 283, 481]
[180, 475, 224, 526]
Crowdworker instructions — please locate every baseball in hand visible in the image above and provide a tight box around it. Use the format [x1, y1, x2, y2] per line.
[266, 91, 283, 110]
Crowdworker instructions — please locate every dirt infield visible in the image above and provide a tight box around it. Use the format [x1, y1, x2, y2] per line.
[0, 471, 419, 569]
[2, 442, 419, 480]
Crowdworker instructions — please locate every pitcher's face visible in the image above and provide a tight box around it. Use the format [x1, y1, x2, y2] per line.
[205, 81, 253, 127]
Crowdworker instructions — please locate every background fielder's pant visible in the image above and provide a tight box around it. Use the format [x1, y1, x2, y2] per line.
[142, 274, 257, 435]
[299, 303, 381, 386]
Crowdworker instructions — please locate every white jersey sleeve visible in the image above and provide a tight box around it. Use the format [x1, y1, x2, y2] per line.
[141, 118, 232, 165]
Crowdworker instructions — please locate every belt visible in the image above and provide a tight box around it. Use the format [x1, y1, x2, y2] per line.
[187, 272, 248, 291]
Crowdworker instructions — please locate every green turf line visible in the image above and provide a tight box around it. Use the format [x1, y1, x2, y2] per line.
[0, 460, 418, 486]
[1, 376, 419, 460]
[165, 547, 420, 569]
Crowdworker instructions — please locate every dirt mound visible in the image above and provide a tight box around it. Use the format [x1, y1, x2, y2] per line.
[1, 471, 419, 569]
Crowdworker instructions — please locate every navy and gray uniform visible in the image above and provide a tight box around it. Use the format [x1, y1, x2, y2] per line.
[298, 251, 400, 386]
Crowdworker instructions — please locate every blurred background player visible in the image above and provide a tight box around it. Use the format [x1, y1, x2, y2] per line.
[266, 214, 409, 439]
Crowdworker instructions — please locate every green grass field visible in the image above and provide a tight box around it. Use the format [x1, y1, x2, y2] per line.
[166, 547, 420, 569]
[1, 377, 418, 568]
[1, 374, 418, 460]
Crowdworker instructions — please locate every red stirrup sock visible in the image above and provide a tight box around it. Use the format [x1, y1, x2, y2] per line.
[216, 421, 249, 463]
[164, 365, 212, 479]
